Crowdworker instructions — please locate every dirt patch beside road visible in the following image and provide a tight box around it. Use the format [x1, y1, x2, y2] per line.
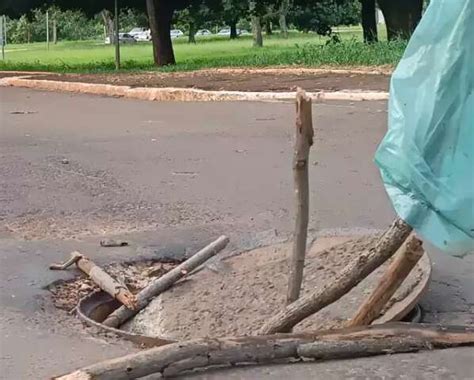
[34, 70, 389, 92]
[2, 68, 390, 93]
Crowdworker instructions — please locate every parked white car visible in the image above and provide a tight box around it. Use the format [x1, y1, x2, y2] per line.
[170, 29, 184, 38]
[128, 27, 148, 38]
[196, 29, 212, 36]
[217, 28, 249, 37]
[135, 30, 151, 41]
[104, 33, 137, 44]
[217, 28, 231, 36]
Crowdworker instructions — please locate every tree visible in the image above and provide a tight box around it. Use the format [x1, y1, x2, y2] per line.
[101, 9, 115, 43]
[221, 0, 248, 39]
[145, 0, 223, 65]
[360, 0, 377, 43]
[279, 0, 290, 38]
[377, 0, 423, 40]
[249, 0, 279, 47]
[290, 0, 360, 36]
[175, 3, 212, 43]
[145, 0, 175, 65]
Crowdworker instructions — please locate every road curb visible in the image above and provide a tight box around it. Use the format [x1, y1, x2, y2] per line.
[0, 76, 389, 102]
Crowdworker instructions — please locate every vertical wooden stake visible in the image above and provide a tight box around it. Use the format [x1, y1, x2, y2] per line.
[287, 89, 314, 305]
[347, 234, 424, 327]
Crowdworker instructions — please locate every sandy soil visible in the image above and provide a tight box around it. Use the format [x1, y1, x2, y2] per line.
[125, 235, 427, 340]
[3, 69, 390, 92]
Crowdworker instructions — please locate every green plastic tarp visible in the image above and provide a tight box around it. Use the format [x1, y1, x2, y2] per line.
[375, 0, 474, 256]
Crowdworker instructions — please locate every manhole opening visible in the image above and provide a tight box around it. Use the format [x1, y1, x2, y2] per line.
[48, 259, 179, 313]
[48, 235, 429, 345]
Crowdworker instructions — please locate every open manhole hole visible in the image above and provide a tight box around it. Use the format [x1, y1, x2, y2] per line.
[49, 234, 430, 346]
[49, 259, 179, 313]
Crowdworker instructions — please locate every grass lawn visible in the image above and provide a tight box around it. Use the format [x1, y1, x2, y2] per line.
[0, 26, 403, 73]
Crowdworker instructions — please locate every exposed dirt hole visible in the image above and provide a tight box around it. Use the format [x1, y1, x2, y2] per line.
[48, 259, 179, 312]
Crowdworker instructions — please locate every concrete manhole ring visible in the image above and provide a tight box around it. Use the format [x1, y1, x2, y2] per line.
[75, 234, 431, 346]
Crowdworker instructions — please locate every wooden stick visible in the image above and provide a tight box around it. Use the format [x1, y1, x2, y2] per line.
[259, 218, 413, 334]
[287, 88, 314, 305]
[347, 234, 424, 327]
[54, 323, 474, 380]
[50, 252, 137, 310]
[102, 235, 229, 328]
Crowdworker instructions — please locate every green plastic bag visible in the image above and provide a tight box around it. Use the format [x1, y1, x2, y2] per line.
[375, 0, 474, 256]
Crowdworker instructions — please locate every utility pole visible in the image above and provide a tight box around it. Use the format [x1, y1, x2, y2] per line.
[0, 15, 4, 60]
[114, 0, 120, 70]
[46, 11, 50, 50]
[2, 15, 6, 46]
[53, 19, 57, 44]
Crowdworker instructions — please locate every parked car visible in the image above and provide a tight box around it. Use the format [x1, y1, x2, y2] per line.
[135, 30, 151, 41]
[217, 28, 249, 37]
[170, 29, 184, 38]
[196, 29, 212, 36]
[104, 33, 137, 44]
[128, 27, 148, 38]
[217, 28, 231, 36]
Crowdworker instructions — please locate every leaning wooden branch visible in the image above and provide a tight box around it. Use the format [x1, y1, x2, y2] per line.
[287, 88, 314, 305]
[347, 234, 424, 327]
[54, 323, 474, 380]
[259, 218, 413, 334]
[102, 235, 229, 328]
[50, 251, 137, 310]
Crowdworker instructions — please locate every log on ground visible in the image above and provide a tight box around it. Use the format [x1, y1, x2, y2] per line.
[54, 323, 474, 380]
[347, 234, 424, 327]
[102, 235, 229, 328]
[259, 218, 413, 334]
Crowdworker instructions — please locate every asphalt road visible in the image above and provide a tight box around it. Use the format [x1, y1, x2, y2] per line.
[0, 87, 472, 379]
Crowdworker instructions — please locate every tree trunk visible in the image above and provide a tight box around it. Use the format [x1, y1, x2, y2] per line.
[230, 20, 238, 39]
[188, 22, 196, 44]
[287, 89, 314, 305]
[378, 0, 423, 40]
[265, 19, 272, 35]
[146, 0, 175, 66]
[360, 0, 378, 43]
[259, 218, 413, 334]
[101, 9, 115, 44]
[251, 16, 263, 47]
[279, 0, 289, 38]
[55, 323, 474, 380]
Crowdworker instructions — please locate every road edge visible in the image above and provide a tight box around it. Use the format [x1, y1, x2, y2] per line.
[0, 76, 388, 102]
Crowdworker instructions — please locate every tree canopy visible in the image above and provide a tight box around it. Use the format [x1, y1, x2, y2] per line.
[2, 0, 423, 67]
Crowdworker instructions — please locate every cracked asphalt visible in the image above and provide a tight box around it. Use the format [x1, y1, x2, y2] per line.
[0, 87, 472, 379]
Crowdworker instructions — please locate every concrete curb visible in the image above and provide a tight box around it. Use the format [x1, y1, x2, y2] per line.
[0, 76, 388, 102]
